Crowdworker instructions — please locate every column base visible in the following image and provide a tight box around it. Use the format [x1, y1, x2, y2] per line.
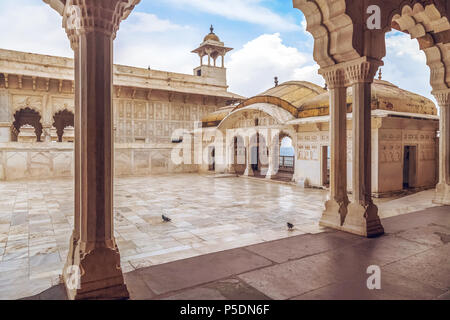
[434, 183, 450, 205]
[265, 169, 276, 179]
[342, 202, 384, 238]
[244, 168, 254, 176]
[226, 166, 236, 174]
[63, 231, 78, 273]
[63, 242, 129, 300]
[319, 198, 347, 229]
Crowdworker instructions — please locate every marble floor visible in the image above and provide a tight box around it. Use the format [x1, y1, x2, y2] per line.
[0, 174, 330, 299]
[0, 174, 440, 299]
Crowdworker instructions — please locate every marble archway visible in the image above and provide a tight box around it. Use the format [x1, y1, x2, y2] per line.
[53, 109, 75, 142]
[291, 0, 450, 237]
[11, 107, 43, 142]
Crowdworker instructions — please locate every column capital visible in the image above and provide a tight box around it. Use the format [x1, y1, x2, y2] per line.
[345, 58, 382, 85]
[433, 90, 450, 108]
[62, 0, 141, 41]
[319, 67, 346, 89]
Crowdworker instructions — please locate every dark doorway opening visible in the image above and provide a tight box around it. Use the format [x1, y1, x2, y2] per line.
[233, 136, 245, 175]
[209, 147, 215, 171]
[249, 133, 267, 177]
[403, 146, 417, 189]
[321, 145, 330, 187]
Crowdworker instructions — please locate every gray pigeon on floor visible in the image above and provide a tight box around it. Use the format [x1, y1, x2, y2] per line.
[287, 222, 294, 231]
[162, 214, 172, 222]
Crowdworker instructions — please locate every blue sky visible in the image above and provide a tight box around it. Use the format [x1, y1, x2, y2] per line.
[0, 0, 434, 103]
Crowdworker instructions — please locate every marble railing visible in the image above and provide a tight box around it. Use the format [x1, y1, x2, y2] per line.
[0, 142, 198, 181]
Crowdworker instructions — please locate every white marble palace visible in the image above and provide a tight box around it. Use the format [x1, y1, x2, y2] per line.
[0, 27, 243, 180]
[0, 26, 441, 200]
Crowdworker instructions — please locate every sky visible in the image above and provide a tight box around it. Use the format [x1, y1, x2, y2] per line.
[0, 0, 435, 103]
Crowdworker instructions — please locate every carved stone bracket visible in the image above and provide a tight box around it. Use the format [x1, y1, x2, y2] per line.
[345, 58, 383, 85]
[434, 90, 450, 108]
[63, 0, 141, 42]
[319, 67, 346, 89]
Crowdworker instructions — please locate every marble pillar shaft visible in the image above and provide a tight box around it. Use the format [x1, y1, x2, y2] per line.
[435, 95, 450, 205]
[319, 70, 349, 228]
[439, 104, 449, 185]
[78, 30, 114, 248]
[343, 60, 384, 237]
[329, 85, 348, 204]
[351, 81, 372, 205]
[244, 136, 254, 176]
[74, 47, 81, 242]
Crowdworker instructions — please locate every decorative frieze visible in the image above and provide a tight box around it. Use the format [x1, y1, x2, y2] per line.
[12, 95, 43, 113]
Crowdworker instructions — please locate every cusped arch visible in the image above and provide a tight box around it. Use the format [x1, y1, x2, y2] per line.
[218, 103, 296, 131]
[232, 96, 298, 117]
[389, 1, 450, 91]
[12, 107, 43, 142]
[293, 0, 361, 67]
[53, 109, 75, 142]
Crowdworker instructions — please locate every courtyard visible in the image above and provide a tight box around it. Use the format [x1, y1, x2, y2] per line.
[0, 173, 441, 299]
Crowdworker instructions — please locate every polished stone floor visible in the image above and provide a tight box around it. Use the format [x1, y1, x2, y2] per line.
[0, 174, 329, 299]
[29, 205, 450, 301]
[0, 174, 441, 299]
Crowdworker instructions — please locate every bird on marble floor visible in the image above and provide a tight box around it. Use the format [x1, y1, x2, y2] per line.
[287, 222, 294, 231]
[162, 214, 172, 223]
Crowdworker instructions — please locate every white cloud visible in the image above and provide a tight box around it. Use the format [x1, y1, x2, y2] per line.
[385, 33, 426, 63]
[160, 0, 301, 32]
[383, 33, 435, 104]
[115, 13, 200, 73]
[0, 1, 71, 57]
[227, 33, 324, 97]
[121, 12, 190, 33]
[114, 38, 198, 74]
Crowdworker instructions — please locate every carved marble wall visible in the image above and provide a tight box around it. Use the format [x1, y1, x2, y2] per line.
[375, 120, 438, 195]
[0, 142, 198, 181]
[0, 86, 221, 180]
[114, 98, 216, 144]
[296, 118, 439, 196]
[296, 131, 331, 187]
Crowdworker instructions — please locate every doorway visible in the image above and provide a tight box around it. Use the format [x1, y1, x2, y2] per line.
[277, 136, 295, 181]
[249, 134, 267, 176]
[233, 136, 246, 175]
[403, 146, 417, 189]
[321, 145, 330, 187]
[208, 146, 215, 171]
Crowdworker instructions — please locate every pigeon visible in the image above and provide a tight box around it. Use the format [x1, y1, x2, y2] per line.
[162, 215, 172, 223]
[287, 222, 294, 231]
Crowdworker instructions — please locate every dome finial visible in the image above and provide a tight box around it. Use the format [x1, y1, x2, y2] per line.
[378, 68, 382, 80]
[210, 25, 214, 34]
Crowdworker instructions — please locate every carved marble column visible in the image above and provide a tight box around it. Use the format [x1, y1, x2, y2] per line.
[244, 135, 254, 176]
[343, 59, 384, 237]
[265, 142, 275, 179]
[55, 0, 141, 300]
[319, 68, 349, 228]
[43, 126, 52, 142]
[265, 130, 276, 179]
[63, 30, 81, 291]
[226, 134, 236, 174]
[434, 90, 450, 205]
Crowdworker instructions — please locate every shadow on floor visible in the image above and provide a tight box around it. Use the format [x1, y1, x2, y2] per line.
[23, 205, 450, 300]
